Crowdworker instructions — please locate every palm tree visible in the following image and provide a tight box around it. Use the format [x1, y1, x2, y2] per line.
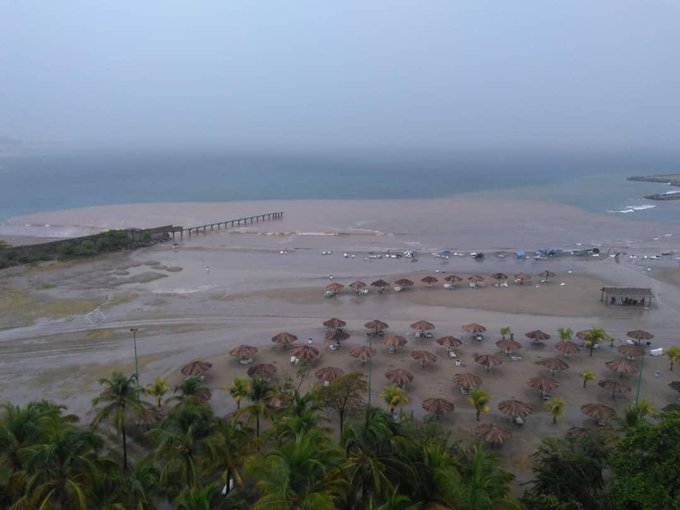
[457, 443, 518, 509]
[175, 483, 225, 510]
[14, 428, 103, 510]
[150, 403, 220, 491]
[91, 372, 146, 470]
[236, 376, 276, 438]
[274, 390, 327, 440]
[215, 418, 251, 497]
[381, 385, 410, 416]
[172, 376, 212, 405]
[544, 398, 565, 424]
[618, 400, 655, 429]
[145, 376, 170, 408]
[666, 346, 680, 371]
[500, 327, 512, 340]
[584, 327, 608, 357]
[227, 377, 250, 410]
[582, 368, 596, 388]
[468, 387, 490, 422]
[557, 327, 573, 342]
[246, 429, 345, 509]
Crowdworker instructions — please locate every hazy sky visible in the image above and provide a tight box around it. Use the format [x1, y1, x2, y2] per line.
[2, 1, 680, 151]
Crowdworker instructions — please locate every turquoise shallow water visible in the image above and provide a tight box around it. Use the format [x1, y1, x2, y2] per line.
[1, 148, 679, 224]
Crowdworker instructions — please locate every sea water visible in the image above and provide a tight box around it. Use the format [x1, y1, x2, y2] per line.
[1, 148, 679, 224]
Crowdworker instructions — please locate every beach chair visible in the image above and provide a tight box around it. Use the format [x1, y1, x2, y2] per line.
[443, 283, 454, 290]
[474, 334, 484, 342]
[510, 354, 523, 361]
[324, 290, 336, 298]
[469, 282, 476, 288]
[459, 386, 468, 395]
[501, 281, 509, 287]
[514, 416, 525, 426]
[329, 343, 340, 351]
[359, 289, 369, 296]
[394, 286, 403, 293]
[449, 351, 457, 358]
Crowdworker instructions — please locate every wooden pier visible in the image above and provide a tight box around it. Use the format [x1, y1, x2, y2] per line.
[180, 211, 284, 237]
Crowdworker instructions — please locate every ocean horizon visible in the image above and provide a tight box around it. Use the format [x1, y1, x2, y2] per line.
[2, 147, 680, 225]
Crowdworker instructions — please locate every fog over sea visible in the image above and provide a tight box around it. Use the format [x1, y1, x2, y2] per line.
[1, 148, 679, 224]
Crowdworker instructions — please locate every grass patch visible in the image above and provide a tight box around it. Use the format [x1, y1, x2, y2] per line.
[35, 282, 57, 290]
[0, 287, 101, 328]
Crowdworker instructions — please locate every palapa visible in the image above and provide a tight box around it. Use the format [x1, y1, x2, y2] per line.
[383, 334, 407, 353]
[627, 330, 653, 344]
[323, 317, 347, 330]
[422, 398, 455, 416]
[575, 330, 591, 341]
[394, 278, 414, 288]
[581, 402, 615, 421]
[453, 372, 482, 388]
[498, 400, 533, 418]
[525, 330, 551, 343]
[410, 320, 435, 332]
[617, 344, 645, 358]
[325, 330, 350, 344]
[132, 408, 164, 427]
[421, 276, 439, 286]
[463, 323, 487, 334]
[349, 280, 367, 290]
[437, 336, 463, 350]
[370, 279, 390, 288]
[474, 353, 503, 371]
[271, 332, 298, 347]
[181, 360, 213, 377]
[385, 368, 414, 387]
[541, 270, 556, 281]
[229, 345, 258, 361]
[514, 273, 532, 284]
[555, 341, 581, 357]
[411, 350, 438, 367]
[315, 366, 345, 383]
[493, 272, 509, 281]
[325, 282, 345, 292]
[538, 357, 569, 376]
[475, 423, 511, 445]
[496, 338, 522, 354]
[350, 345, 376, 362]
[527, 375, 559, 397]
[605, 359, 639, 377]
[247, 363, 277, 378]
[291, 344, 320, 360]
[364, 320, 389, 333]
[444, 275, 463, 283]
[598, 379, 631, 399]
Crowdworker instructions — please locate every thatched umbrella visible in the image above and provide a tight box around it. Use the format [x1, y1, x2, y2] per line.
[229, 345, 258, 363]
[325, 330, 350, 347]
[498, 400, 533, 419]
[581, 403, 615, 422]
[181, 360, 213, 377]
[383, 334, 407, 353]
[323, 317, 347, 330]
[618, 344, 645, 358]
[496, 338, 522, 355]
[514, 273, 532, 284]
[463, 323, 487, 335]
[411, 350, 438, 367]
[315, 366, 344, 384]
[350, 345, 376, 363]
[349, 281, 367, 292]
[132, 408, 164, 428]
[468, 275, 485, 287]
[474, 353, 503, 371]
[410, 320, 435, 336]
[453, 372, 482, 388]
[371, 279, 391, 290]
[394, 278, 414, 290]
[541, 270, 557, 281]
[598, 379, 632, 399]
[528, 376, 559, 398]
[365, 320, 389, 336]
[421, 276, 439, 287]
[539, 357, 569, 376]
[626, 330, 653, 345]
[385, 368, 414, 387]
[291, 344, 320, 361]
[493, 273, 509, 285]
[567, 426, 590, 437]
[555, 341, 581, 357]
[437, 336, 463, 352]
[575, 330, 591, 342]
[444, 275, 463, 284]
[475, 423, 511, 445]
[271, 332, 298, 348]
[605, 359, 639, 377]
[325, 282, 345, 292]
[247, 363, 277, 378]
[422, 398, 455, 417]
[526, 330, 551, 344]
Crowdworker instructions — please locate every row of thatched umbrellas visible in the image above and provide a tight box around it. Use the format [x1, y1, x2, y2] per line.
[326, 271, 557, 294]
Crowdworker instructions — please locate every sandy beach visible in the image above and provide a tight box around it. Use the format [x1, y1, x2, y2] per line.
[2, 197, 680, 485]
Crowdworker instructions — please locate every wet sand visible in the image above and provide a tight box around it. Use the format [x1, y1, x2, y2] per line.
[2, 197, 680, 485]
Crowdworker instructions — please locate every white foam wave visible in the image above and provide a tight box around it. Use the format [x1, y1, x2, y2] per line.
[608, 204, 657, 214]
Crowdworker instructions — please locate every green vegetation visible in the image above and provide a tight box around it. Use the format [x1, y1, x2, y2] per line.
[1, 371, 679, 509]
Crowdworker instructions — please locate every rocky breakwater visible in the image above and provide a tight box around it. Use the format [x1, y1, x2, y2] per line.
[628, 174, 680, 200]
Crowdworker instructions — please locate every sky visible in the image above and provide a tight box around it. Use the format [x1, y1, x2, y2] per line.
[1, 0, 680, 152]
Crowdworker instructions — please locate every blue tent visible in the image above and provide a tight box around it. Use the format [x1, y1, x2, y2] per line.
[515, 251, 526, 259]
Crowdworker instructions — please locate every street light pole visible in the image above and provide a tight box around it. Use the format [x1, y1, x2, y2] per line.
[130, 328, 139, 382]
[635, 353, 644, 406]
[367, 333, 373, 409]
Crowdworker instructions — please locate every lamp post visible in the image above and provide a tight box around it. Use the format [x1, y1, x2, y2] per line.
[130, 328, 139, 382]
[635, 353, 644, 406]
[367, 333, 373, 408]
